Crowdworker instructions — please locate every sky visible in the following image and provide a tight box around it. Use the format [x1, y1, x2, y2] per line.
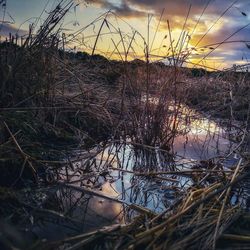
[1, 0, 250, 70]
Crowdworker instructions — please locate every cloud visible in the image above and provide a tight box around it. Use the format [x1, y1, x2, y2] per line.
[191, 20, 249, 45]
[0, 23, 27, 37]
[79, 0, 250, 68]
[86, 0, 147, 18]
[125, 0, 250, 18]
[87, 0, 250, 37]
[111, 2, 146, 18]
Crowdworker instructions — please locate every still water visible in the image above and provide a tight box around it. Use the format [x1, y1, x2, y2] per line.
[26, 109, 242, 243]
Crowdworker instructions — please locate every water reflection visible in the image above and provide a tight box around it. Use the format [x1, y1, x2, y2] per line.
[26, 182, 125, 243]
[174, 111, 233, 160]
[30, 108, 238, 244]
[65, 111, 233, 227]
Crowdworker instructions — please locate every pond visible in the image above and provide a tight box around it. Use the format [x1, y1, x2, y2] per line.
[22, 107, 244, 245]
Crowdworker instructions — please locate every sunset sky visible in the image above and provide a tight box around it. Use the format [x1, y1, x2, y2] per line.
[1, 0, 250, 70]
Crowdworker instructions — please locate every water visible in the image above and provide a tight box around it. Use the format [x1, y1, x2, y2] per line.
[24, 109, 241, 243]
[71, 114, 233, 211]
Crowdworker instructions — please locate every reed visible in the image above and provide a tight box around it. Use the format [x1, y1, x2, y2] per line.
[0, 1, 250, 250]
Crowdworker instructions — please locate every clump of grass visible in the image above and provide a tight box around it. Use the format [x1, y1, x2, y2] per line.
[0, 0, 117, 187]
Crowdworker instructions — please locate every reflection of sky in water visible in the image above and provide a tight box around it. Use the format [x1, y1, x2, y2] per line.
[50, 109, 235, 236]
[94, 111, 234, 213]
[174, 113, 233, 160]
[95, 145, 186, 213]
[29, 184, 125, 242]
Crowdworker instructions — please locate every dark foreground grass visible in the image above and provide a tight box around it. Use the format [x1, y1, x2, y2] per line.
[0, 1, 250, 249]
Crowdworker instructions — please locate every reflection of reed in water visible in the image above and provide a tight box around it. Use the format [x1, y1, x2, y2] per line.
[35, 181, 125, 240]
[133, 146, 175, 171]
[104, 145, 179, 212]
[174, 113, 233, 160]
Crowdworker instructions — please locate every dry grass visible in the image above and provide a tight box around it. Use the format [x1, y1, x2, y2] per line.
[0, 1, 250, 250]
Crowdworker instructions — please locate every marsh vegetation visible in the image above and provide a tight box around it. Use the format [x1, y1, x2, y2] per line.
[0, 1, 250, 249]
